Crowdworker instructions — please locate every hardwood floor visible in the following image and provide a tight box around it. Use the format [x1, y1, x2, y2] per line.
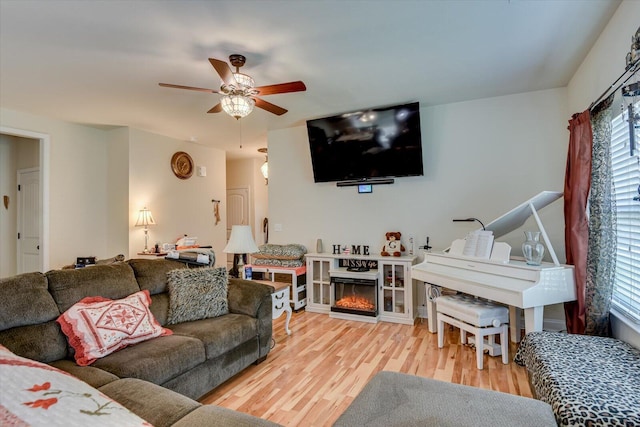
[200, 311, 532, 426]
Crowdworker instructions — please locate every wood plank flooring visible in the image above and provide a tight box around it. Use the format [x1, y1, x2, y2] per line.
[200, 310, 532, 426]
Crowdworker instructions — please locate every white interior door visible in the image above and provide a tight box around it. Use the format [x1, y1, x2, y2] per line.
[17, 168, 40, 273]
[226, 187, 250, 269]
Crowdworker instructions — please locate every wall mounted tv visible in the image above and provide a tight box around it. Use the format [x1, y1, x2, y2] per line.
[306, 102, 423, 183]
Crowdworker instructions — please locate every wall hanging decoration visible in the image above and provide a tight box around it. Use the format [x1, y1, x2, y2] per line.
[211, 199, 221, 225]
[171, 151, 194, 179]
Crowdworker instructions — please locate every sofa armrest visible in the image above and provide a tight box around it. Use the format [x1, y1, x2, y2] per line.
[228, 279, 273, 360]
[228, 279, 273, 318]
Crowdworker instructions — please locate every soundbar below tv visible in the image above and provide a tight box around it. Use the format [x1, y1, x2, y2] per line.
[306, 102, 424, 183]
[336, 178, 395, 187]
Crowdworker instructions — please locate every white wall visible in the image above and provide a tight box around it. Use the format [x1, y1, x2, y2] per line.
[0, 108, 109, 270]
[269, 88, 568, 257]
[567, 0, 639, 113]
[105, 127, 130, 258]
[128, 128, 228, 264]
[567, 0, 640, 347]
[268, 88, 569, 317]
[0, 109, 229, 270]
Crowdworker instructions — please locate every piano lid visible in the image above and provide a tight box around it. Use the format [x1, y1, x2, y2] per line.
[484, 191, 562, 239]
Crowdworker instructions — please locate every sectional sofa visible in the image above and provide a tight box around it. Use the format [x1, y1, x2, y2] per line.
[0, 259, 279, 426]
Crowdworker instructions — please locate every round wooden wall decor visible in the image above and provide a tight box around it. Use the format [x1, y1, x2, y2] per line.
[171, 151, 194, 179]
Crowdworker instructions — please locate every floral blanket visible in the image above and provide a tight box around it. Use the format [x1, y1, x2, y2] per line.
[514, 331, 640, 426]
[0, 345, 150, 426]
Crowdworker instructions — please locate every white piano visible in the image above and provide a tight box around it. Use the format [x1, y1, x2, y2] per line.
[412, 191, 576, 342]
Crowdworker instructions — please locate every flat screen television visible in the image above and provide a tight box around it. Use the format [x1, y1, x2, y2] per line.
[306, 102, 423, 183]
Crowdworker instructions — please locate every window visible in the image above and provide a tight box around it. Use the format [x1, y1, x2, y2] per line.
[611, 102, 640, 323]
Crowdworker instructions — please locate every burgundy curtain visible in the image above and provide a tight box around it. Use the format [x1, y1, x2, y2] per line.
[563, 110, 592, 335]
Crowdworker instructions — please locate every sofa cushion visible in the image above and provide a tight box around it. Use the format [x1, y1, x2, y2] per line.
[149, 292, 170, 325]
[57, 290, 172, 366]
[253, 258, 305, 268]
[166, 267, 229, 325]
[49, 359, 120, 389]
[0, 345, 149, 427]
[0, 271, 59, 331]
[98, 378, 200, 427]
[334, 371, 556, 427]
[252, 243, 307, 260]
[172, 405, 283, 427]
[91, 334, 206, 385]
[128, 258, 187, 295]
[0, 322, 68, 363]
[47, 263, 140, 313]
[168, 313, 258, 359]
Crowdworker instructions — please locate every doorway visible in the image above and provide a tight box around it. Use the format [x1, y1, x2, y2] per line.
[0, 127, 50, 277]
[226, 187, 250, 270]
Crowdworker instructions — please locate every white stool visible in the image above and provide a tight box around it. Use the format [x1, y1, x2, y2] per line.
[436, 293, 509, 370]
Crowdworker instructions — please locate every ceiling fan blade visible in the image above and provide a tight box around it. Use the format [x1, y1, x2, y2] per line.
[209, 58, 237, 87]
[254, 97, 288, 116]
[159, 83, 219, 94]
[207, 103, 222, 114]
[254, 81, 306, 96]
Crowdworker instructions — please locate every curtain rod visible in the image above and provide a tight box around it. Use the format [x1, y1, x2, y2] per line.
[589, 62, 639, 111]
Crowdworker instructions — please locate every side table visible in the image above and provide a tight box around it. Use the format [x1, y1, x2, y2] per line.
[253, 280, 292, 335]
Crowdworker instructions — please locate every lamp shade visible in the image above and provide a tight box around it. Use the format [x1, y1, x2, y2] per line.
[221, 95, 255, 119]
[223, 225, 259, 254]
[135, 207, 156, 227]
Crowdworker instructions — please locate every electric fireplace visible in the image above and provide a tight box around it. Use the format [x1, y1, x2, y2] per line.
[331, 275, 377, 317]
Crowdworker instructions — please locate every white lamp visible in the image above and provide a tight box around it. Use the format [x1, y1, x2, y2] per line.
[135, 207, 156, 253]
[223, 225, 259, 277]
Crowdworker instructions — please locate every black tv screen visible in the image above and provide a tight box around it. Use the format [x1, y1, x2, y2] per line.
[306, 102, 423, 183]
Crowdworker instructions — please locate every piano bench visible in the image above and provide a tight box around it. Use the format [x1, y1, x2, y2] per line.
[436, 294, 509, 369]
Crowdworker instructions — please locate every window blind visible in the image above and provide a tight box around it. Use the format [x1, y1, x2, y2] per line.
[610, 102, 640, 324]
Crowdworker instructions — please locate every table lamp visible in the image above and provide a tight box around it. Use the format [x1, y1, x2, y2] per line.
[223, 225, 259, 278]
[135, 207, 156, 253]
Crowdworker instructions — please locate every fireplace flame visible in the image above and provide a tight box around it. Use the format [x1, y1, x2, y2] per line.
[336, 296, 375, 311]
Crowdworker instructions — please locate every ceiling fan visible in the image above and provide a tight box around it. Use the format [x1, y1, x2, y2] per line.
[159, 54, 306, 119]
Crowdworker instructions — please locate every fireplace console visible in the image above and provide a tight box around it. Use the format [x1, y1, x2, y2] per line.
[305, 253, 417, 325]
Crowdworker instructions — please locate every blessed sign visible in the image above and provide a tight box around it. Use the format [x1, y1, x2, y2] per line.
[338, 258, 379, 269]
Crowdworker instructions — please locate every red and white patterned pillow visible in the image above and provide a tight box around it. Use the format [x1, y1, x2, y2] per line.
[57, 290, 171, 366]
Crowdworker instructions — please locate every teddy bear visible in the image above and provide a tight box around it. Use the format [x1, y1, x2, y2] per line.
[381, 231, 405, 257]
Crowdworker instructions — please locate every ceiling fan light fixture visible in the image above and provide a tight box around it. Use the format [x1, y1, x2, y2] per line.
[221, 95, 255, 119]
[234, 73, 255, 89]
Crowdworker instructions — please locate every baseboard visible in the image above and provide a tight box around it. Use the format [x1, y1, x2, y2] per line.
[542, 318, 566, 332]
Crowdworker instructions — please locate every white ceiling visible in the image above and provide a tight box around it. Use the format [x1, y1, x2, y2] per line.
[0, 0, 621, 159]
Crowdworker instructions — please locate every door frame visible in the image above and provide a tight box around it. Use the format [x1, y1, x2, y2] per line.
[0, 126, 50, 272]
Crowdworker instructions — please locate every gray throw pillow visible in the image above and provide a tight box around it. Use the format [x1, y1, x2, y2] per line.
[166, 267, 229, 325]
